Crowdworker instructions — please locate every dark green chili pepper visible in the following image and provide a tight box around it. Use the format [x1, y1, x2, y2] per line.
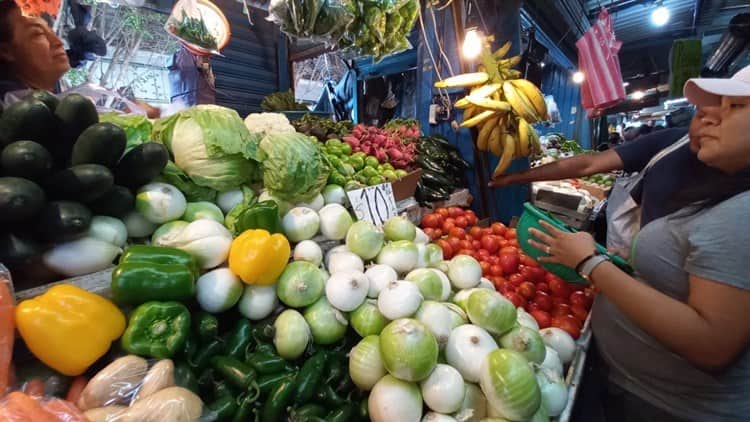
[261, 377, 296, 422]
[358, 398, 369, 422]
[173, 362, 199, 395]
[293, 351, 327, 405]
[253, 343, 276, 356]
[246, 352, 295, 375]
[289, 403, 327, 420]
[250, 319, 275, 343]
[190, 338, 224, 370]
[211, 356, 257, 390]
[197, 367, 218, 397]
[180, 334, 198, 360]
[224, 319, 253, 361]
[207, 392, 238, 421]
[257, 372, 295, 397]
[315, 383, 346, 408]
[324, 356, 345, 384]
[335, 373, 355, 394]
[231, 392, 256, 422]
[325, 404, 357, 422]
[193, 312, 219, 343]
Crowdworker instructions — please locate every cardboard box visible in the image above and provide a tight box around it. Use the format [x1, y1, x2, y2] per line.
[392, 169, 422, 201]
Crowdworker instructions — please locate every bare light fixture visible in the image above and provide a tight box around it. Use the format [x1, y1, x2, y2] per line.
[651, 2, 670, 27]
[462, 28, 483, 60]
[572, 71, 585, 84]
[632, 90, 645, 100]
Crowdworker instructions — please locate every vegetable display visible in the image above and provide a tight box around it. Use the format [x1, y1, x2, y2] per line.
[260, 90, 309, 112]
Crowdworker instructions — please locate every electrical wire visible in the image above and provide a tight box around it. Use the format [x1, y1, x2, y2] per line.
[430, 6, 456, 77]
[418, 4, 452, 105]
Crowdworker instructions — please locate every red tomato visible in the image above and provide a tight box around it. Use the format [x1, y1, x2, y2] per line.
[442, 220, 456, 233]
[480, 261, 491, 275]
[503, 292, 526, 308]
[551, 303, 572, 317]
[490, 265, 504, 277]
[526, 301, 540, 312]
[487, 255, 501, 266]
[424, 228, 439, 240]
[449, 227, 466, 239]
[480, 235, 501, 254]
[491, 222, 508, 236]
[446, 237, 461, 252]
[448, 207, 465, 218]
[570, 304, 589, 323]
[507, 239, 519, 248]
[552, 297, 569, 308]
[481, 228, 493, 237]
[533, 294, 553, 312]
[552, 315, 581, 339]
[546, 272, 563, 284]
[570, 291, 593, 310]
[433, 228, 443, 239]
[519, 254, 540, 268]
[457, 249, 476, 258]
[536, 282, 550, 294]
[549, 277, 571, 299]
[477, 249, 490, 260]
[498, 238, 509, 249]
[455, 216, 469, 228]
[469, 226, 483, 240]
[465, 211, 478, 226]
[530, 310, 551, 329]
[518, 281, 536, 299]
[499, 282, 515, 295]
[469, 240, 480, 250]
[508, 272, 527, 286]
[505, 228, 517, 239]
[436, 239, 453, 259]
[499, 254, 520, 275]
[435, 208, 449, 218]
[421, 214, 440, 229]
[520, 267, 537, 283]
[500, 246, 519, 256]
[458, 239, 473, 251]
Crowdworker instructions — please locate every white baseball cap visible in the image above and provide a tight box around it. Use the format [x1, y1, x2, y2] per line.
[684, 65, 750, 106]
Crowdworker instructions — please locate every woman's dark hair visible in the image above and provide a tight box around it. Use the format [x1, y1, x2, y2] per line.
[667, 167, 750, 216]
[0, 0, 18, 43]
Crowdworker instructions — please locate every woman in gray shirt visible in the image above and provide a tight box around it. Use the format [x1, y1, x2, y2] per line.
[529, 66, 750, 421]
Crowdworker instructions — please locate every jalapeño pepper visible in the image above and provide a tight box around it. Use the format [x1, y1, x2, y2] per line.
[261, 377, 296, 422]
[118, 244, 200, 277]
[193, 312, 219, 342]
[207, 392, 237, 421]
[253, 343, 276, 356]
[257, 372, 295, 397]
[191, 338, 225, 370]
[250, 318, 275, 344]
[111, 262, 195, 305]
[174, 361, 199, 394]
[224, 319, 252, 361]
[247, 352, 295, 375]
[211, 356, 257, 390]
[292, 351, 327, 405]
[232, 392, 256, 422]
[120, 301, 191, 359]
[326, 404, 357, 422]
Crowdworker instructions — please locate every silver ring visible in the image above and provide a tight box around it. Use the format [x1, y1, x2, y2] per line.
[545, 246, 552, 255]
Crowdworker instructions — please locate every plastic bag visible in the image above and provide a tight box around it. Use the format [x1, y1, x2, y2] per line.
[0, 265, 14, 399]
[0, 392, 87, 422]
[545, 95, 561, 124]
[63, 83, 147, 115]
[165, 0, 227, 56]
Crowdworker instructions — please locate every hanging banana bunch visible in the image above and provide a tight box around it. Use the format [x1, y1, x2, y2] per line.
[433, 40, 548, 177]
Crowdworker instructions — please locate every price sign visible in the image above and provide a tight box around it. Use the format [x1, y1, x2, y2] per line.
[347, 183, 398, 226]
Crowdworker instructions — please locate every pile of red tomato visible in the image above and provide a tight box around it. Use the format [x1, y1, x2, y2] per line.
[421, 206, 595, 339]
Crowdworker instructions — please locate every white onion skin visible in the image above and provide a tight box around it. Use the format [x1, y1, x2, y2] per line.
[377, 280, 423, 320]
[369, 375, 423, 422]
[420, 364, 466, 414]
[445, 324, 498, 383]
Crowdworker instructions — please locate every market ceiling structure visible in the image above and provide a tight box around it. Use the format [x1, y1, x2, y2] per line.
[525, 0, 749, 93]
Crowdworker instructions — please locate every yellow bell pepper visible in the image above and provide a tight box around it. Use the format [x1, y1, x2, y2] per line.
[229, 229, 291, 285]
[16, 284, 126, 376]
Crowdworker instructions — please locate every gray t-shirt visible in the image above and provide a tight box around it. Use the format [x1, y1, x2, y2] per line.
[592, 190, 750, 421]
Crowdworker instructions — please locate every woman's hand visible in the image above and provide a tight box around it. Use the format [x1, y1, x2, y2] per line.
[527, 220, 596, 269]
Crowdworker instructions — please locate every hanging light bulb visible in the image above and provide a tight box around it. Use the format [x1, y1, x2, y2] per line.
[572, 71, 585, 84]
[632, 90, 645, 100]
[651, 4, 670, 27]
[462, 28, 483, 60]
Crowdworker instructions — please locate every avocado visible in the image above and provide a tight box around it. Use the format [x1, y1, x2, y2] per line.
[88, 184, 134, 218]
[0, 177, 46, 223]
[45, 164, 114, 203]
[24, 90, 60, 112]
[0, 99, 57, 147]
[54, 93, 98, 156]
[36, 200, 92, 242]
[71, 122, 127, 167]
[114, 142, 169, 188]
[1, 140, 54, 181]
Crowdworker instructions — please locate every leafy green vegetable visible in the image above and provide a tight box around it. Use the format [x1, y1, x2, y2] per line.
[152, 105, 261, 192]
[171, 10, 218, 50]
[258, 132, 331, 203]
[100, 112, 153, 151]
[155, 161, 217, 202]
[261, 90, 308, 112]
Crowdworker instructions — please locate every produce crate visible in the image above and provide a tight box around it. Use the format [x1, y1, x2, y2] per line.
[577, 181, 610, 201]
[557, 312, 593, 422]
[16, 268, 114, 301]
[392, 169, 422, 201]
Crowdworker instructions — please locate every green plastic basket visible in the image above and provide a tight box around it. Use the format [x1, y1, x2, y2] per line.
[517, 202, 632, 284]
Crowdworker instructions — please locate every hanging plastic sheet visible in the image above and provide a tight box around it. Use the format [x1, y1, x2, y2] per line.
[576, 8, 626, 117]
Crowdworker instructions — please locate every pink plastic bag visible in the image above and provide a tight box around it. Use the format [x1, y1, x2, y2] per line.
[577, 8, 626, 115]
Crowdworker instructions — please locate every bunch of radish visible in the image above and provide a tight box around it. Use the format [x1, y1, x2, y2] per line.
[343, 124, 417, 170]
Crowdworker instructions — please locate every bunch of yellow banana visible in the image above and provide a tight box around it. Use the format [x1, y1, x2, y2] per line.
[433, 41, 548, 177]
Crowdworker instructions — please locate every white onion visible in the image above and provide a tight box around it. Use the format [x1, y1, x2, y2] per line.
[380, 318, 438, 382]
[327, 251, 364, 274]
[452, 383, 487, 422]
[87, 216, 127, 247]
[415, 301, 464, 349]
[376, 240, 419, 274]
[349, 335, 387, 390]
[42, 237, 121, 277]
[452, 288, 479, 312]
[123, 210, 158, 237]
[135, 182, 187, 224]
[237, 285, 278, 320]
[325, 244, 349, 267]
[293, 240, 323, 267]
[378, 280, 423, 320]
[346, 220, 384, 260]
[445, 324, 498, 383]
[477, 277, 495, 290]
[406, 268, 445, 301]
[325, 271, 369, 312]
[541, 346, 564, 378]
[365, 264, 398, 298]
[516, 308, 540, 331]
[322, 184, 348, 206]
[444, 303, 469, 326]
[536, 368, 568, 417]
[448, 255, 482, 289]
[424, 244, 445, 268]
[303, 297, 348, 345]
[421, 364, 466, 414]
[414, 227, 430, 244]
[318, 203, 353, 240]
[296, 192, 325, 212]
[479, 349, 541, 421]
[350, 299, 389, 337]
[216, 189, 244, 214]
[281, 207, 320, 242]
[369, 375, 423, 422]
[422, 413, 458, 422]
[499, 326, 546, 364]
[273, 309, 310, 360]
[383, 215, 417, 241]
[539, 328, 576, 364]
[466, 289, 517, 336]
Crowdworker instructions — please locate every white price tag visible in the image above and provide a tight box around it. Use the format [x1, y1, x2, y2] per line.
[347, 183, 398, 226]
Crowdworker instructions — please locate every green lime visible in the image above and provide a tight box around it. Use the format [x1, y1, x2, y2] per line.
[395, 169, 408, 179]
[365, 156, 380, 168]
[368, 175, 386, 186]
[326, 138, 342, 148]
[340, 143, 352, 156]
[382, 170, 398, 182]
[383, 163, 395, 172]
[352, 152, 366, 161]
[330, 172, 348, 187]
[340, 163, 356, 177]
[362, 166, 379, 178]
[348, 156, 365, 171]
[327, 146, 343, 156]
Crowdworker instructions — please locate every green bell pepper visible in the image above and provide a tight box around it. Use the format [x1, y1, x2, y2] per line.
[121, 301, 191, 359]
[118, 244, 200, 277]
[224, 319, 253, 361]
[228, 200, 283, 236]
[111, 262, 195, 305]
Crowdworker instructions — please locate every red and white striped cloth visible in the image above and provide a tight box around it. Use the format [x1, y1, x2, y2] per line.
[577, 9, 626, 117]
